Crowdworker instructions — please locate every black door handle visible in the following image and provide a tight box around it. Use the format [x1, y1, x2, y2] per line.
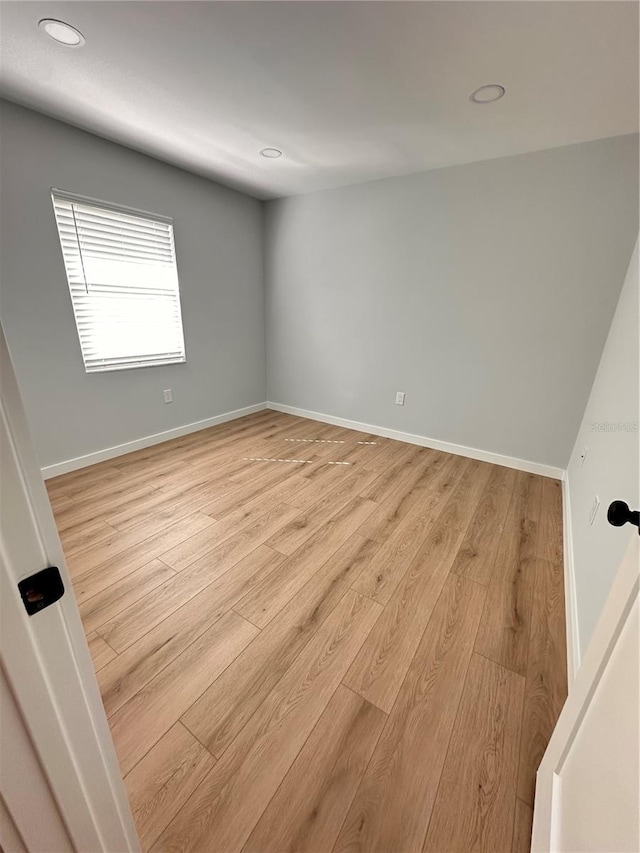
[607, 500, 640, 533]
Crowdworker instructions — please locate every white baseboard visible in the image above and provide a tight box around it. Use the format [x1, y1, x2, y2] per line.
[561, 472, 581, 683]
[42, 402, 268, 479]
[267, 401, 565, 480]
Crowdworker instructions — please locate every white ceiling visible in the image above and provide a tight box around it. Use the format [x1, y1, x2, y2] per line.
[1, 1, 637, 199]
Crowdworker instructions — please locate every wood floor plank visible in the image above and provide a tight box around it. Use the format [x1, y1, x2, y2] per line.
[423, 653, 525, 853]
[159, 469, 328, 571]
[154, 590, 382, 853]
[286, 464, 354, 511]
[176, 415, 309, 467]
[55, 463, 160, 500]
[512, 798, 534, 853]
[202, 460, 317, 518]
[109, 610, 259, 777]
[224, 436, 323, 484]
[124, 722, 216, 852]
[182, 418, 286, 455]
[157, 485, 292, 571]
[79, 559, 176, 634]
[333, 574, 486, 853]
[356, 436, 419, 474]
[97, 545, 285, 717]
[312, 440, 379, 469]
[103, 480, 228, 532]
[292, 438, 368, 476]
[234, 498, 378, 628]
[121, 422, 258, 466]
[151, 456, 249, 496]
[242, 685, 387, 853]
[474, 473, 542, 676]
[156, 434, 291, 491]
[86, 631, 117, 671]
[536, 478, 563, 565]
[352, 458, 486, 605]
[48, 492, 76, 512]
[62, 457, 187, 503]
[291, 442, 361, 469]
[168, 410, 277, 450]
[450, 465, 517, 585]
[358, 444, 429, 503]
[520, 471, 544, 525]
[279, 424, 359, 453]
[102, 428, 213, 468]
[357, 449, 454, 544]
[183, 535, 379, 757]
[67, 511, 214, 584]
[58, 518, 117, 558]
[71, 520, 215, 606]
[110, 441, 198, 472]
[517, 557, 567, 806]
[344, 480, 485, 712]
[55, 484, 160, 533]
[301, 457, 355, 489]
[265, 467, 378, 556]
[141, 429, 231, 464]
[226, 452, 317, 482]
[46, 462, 122, 498]
[97, 513, 295, 652]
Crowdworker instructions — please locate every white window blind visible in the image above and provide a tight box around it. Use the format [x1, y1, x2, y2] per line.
[51, 190, 186, 373]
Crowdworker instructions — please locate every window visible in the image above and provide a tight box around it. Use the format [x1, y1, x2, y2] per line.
[51, 190, 186, 373]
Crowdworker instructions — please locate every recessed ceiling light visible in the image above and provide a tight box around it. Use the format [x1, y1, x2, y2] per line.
[260, 148, 283, 159]
[38, 19, 85, 47]
[470, 84, 505, 104]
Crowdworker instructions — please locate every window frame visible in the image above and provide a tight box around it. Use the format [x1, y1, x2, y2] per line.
[51, 188, 187, 374]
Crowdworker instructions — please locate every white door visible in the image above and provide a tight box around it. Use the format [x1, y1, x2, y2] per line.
[532, 532, 639, 852]
[0, 324, 138, 852]
[0, 664, 72, 852]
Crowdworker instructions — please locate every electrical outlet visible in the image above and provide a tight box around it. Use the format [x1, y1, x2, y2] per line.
[588, 495, 600, 527]
[580, 447, 589, 467]
[395, 391, 405, 406]
[163, 389, 173, 404]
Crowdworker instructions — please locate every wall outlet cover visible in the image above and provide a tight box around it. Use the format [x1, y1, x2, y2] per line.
[395, 391, 405, 406]
[163, 389, 173, 403]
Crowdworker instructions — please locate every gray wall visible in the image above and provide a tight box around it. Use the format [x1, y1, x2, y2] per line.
[566, 237, 638, 665]
[0, 101, 266, 469]
[266, 136, 639, 468]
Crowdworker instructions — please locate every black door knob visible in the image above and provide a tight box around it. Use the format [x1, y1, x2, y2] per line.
[607, 500, 640, 532]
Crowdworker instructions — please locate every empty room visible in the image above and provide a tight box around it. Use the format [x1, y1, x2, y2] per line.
[0, 2, 638, 852]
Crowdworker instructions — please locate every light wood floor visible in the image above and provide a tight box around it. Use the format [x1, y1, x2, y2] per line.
[47, 410, 568, 853]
